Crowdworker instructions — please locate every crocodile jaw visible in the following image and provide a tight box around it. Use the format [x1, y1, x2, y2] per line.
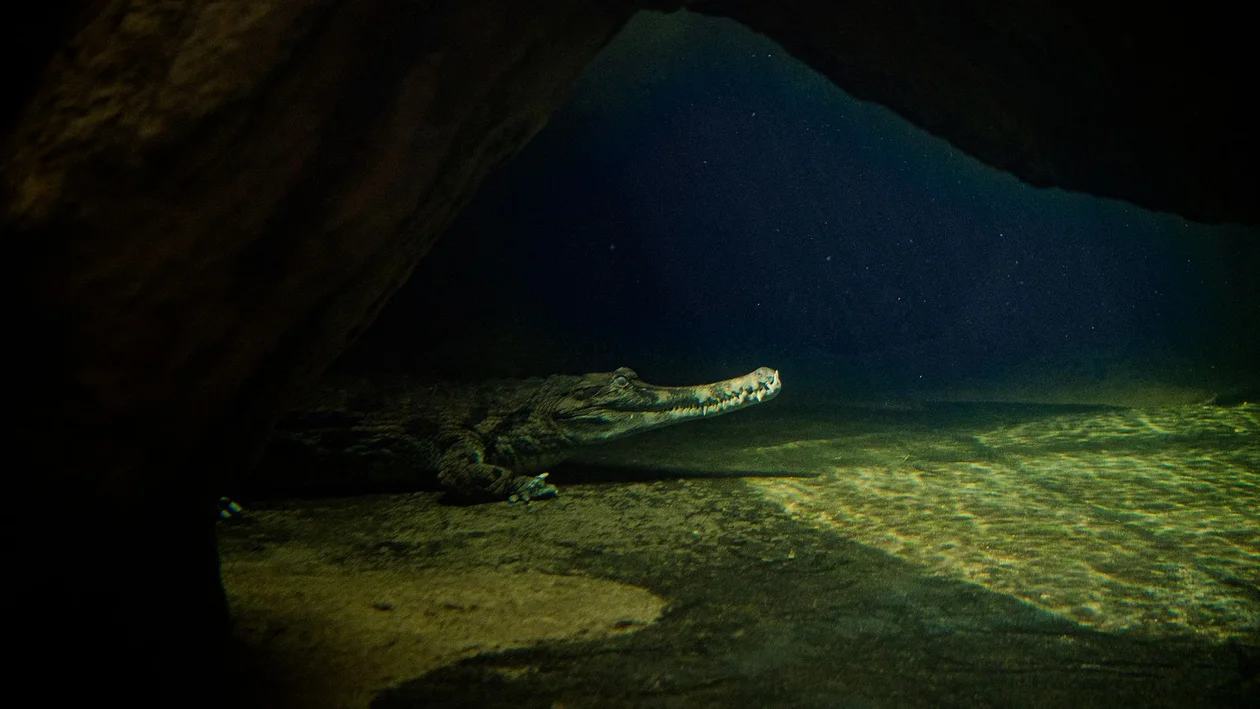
[562, 366, 782, 444]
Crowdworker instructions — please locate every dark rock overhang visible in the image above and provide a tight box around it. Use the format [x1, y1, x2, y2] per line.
[687, 0, 1256, 226]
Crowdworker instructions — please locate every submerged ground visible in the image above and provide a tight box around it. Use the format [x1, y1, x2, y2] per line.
[220, 401, 1259, 707]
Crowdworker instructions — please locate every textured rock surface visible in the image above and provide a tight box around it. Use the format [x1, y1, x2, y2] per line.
[8, 0, 635, 499]
[2, 0, 1251, 699]
[5, 0, 638, 697]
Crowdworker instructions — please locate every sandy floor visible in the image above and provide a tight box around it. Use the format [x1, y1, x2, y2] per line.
[220, 399, 1258, 707]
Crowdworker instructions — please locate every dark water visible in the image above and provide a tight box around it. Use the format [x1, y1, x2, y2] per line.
[344, 10, 1259, 408]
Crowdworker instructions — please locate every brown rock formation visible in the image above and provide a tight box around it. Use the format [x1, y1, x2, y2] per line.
[5, 0, 639, 696]
[2, 0, 1250, 698]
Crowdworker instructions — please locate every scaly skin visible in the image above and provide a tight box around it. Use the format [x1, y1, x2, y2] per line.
[263, 366, 782, 501]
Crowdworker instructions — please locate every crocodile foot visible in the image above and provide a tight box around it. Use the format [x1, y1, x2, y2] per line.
[506, 472, 558, 503]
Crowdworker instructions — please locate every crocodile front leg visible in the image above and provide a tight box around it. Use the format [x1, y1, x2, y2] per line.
[436, 432, 558, 502]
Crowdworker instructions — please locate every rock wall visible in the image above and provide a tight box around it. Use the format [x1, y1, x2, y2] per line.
[4, 0, 638, 695]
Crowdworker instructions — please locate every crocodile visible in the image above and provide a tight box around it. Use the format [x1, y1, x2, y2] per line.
[260, 366, 782, 501]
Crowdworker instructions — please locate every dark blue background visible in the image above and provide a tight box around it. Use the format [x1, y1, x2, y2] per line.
[348, 11, 1258, 401]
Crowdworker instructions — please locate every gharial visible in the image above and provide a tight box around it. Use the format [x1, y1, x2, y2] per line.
[259, 366, 783, 502]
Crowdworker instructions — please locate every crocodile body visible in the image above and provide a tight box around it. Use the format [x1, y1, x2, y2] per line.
[261, 366, 782, 501]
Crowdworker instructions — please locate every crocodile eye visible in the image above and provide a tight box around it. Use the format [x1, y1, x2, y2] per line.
[612, 375, 629, 387]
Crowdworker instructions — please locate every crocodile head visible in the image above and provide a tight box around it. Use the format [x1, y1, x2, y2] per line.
[536, 366, 782, 445]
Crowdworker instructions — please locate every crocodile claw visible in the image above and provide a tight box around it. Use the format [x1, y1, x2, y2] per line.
[506, 473, 559, 503]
